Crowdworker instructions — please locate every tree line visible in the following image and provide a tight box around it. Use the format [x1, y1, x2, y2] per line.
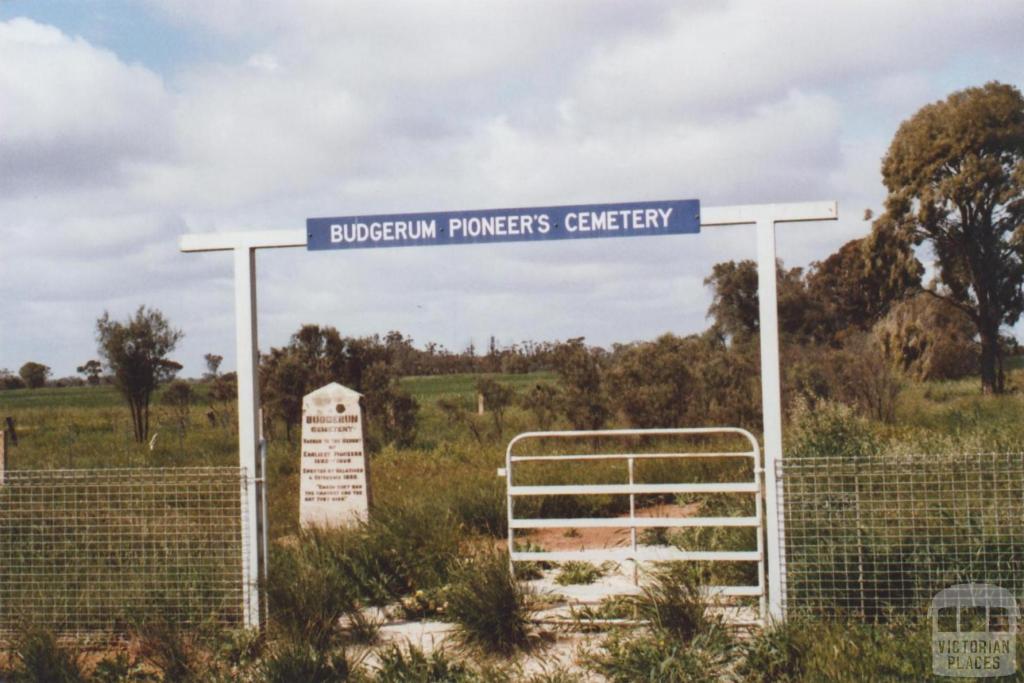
[3, 81, 1022, 444]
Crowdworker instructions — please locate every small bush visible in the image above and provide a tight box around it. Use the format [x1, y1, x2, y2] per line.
[9, 628, 86, 683]
[554, 561, 604, 586]
[447, 549, 536, 656]
[875, 293, 979, 381]
[520, 667, 586, 683]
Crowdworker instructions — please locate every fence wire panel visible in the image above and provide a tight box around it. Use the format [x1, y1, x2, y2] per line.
[0, 467, 249, 640]
[778, 453, 1024, 619]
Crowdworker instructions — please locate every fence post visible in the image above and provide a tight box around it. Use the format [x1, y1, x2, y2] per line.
[757, 217, 787, 621]
[234, 246, 262, 630]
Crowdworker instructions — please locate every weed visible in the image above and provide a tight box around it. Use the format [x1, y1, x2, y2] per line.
[585, 630, 734, 683]
[553, 561, 604, 586]
[354, 501, 464, 601]
[638, 526, 671, 545]
[212, 628, 263, 673]
[398, 586, 450, 620]
[519, 667, 586, 683]
[737, 617, 932, 682]
[511, 541, 550, 581]
[267, 529, 359, 650]
[133, 620, 203, 683]
[630, 564, 718, 643]
[260, 641, 353, 683]
[572, 595, 636, 623]
[88, 652, 153, 682]
[447, 549, 537, 656]
[369, 644, 476, 682]
[343, 609, 382, 645]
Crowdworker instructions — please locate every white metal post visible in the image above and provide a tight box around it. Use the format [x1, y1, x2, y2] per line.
[701, 202, 838, 621]
[180, 229, 305, 632]
[756, 217, 786, 621]
[234, 246, 262, 629]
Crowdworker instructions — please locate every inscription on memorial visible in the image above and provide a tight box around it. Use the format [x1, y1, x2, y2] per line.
[299, 383, 369, 528]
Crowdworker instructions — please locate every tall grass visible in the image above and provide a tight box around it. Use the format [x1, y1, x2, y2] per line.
[268, 500, 464, 647]
[738, 617, 934, 682]
[584, 565, 735, 682]
[447, 549, 537, 656]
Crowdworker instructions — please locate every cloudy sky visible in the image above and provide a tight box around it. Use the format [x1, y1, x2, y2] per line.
[2, 1, 1023, 378]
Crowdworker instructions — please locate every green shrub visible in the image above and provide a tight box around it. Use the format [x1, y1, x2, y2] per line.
[510, 541, 549, 581]
[447, 474, 507, 537]
[447, 549, 536, 656]
[9, 628, 86, 683]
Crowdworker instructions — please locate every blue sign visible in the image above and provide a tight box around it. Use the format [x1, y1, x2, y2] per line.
[307, 199, 700, 251]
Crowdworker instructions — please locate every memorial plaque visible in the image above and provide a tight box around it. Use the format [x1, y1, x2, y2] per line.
[299, 383, 369, 528]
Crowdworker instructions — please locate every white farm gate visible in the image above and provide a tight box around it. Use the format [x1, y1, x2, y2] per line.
[501, 427, 766, 625]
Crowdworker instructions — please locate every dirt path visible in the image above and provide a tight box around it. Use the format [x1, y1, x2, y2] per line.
[522, 502, 701, 551]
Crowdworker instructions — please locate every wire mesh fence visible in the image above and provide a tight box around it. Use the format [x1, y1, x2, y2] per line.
[0, 467, 249, 641]
[778, 452, 1024, 620]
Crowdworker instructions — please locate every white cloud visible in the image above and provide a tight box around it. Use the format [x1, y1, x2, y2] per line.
[0, 18, 172, 192]
[2, 2, 1024, 376]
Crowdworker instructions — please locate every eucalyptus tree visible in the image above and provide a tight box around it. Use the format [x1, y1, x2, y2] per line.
[880, 82, 1024, 393]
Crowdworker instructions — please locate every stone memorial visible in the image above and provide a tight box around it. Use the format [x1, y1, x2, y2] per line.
[299, 383, 370, 528]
